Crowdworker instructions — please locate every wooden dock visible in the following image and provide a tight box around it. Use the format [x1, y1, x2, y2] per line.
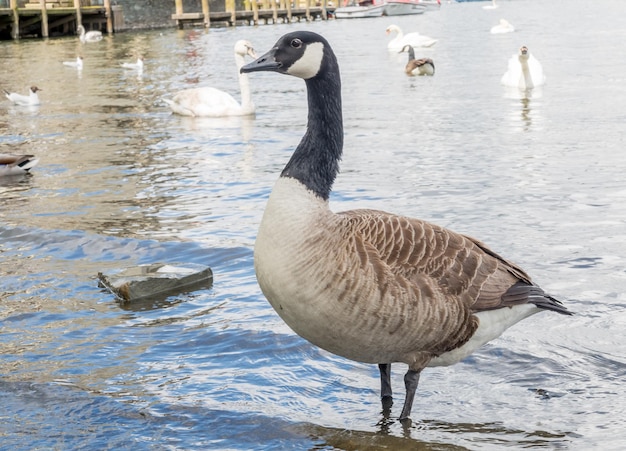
[0, 0, 122, 40]
[172, 0, 333, 28]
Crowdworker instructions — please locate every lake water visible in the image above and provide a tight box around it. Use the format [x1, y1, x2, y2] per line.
[2, 0, 626, 449]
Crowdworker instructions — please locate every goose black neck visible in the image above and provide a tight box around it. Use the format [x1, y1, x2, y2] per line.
[281, 56, 343, 201]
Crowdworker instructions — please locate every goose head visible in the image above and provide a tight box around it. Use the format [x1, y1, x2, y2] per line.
[399, 44, 416, 60]
[234, 39, 257, 60]
[241, 31, 334, 81]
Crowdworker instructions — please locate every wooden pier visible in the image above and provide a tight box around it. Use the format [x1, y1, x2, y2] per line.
[172, 0, 332, 28]
[0, 0, 122, 40]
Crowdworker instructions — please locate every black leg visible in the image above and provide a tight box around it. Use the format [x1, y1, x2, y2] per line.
[378, 363, 394, 417]
[399, 369, 421, 421]
[378, 363, 393, 400]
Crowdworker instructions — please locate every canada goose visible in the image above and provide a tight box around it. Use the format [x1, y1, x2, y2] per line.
[386, 24, 437, 51]
[121, 57, 144, 71]
[164, 40, 257, 117]
[3, 86, 41, 106]
[77, 25, 103, 43]
[501, 46, 545, 90]
[0, 154, 39, 176]
[490, 18, 515, 34]
[63, 56, 84, 70]
[400, 45, 435, 76]
[241, 31, 572, 421]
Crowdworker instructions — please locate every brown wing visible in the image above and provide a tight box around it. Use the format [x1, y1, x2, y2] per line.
[338, 209, 539, 313]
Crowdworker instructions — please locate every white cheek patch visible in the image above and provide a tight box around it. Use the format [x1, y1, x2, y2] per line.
[287, 42, 324, 79]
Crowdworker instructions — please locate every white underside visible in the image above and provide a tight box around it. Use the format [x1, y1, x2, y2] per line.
[428, 304, 540, 367]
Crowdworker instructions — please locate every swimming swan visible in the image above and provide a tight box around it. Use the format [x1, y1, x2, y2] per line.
[77, 25, 103, 43]
[121, 57, 144, 71]
[241, 32, 571, 421]
[490, 18, 515, 34]
[386, 24, 437, 51]
[0, 154, 39, 176]
[63, 56, 84, 70]
[400, 45, 435, 76]
[501, 46, 545, 90]
[164, 40, 257, 117]
[3, 86, 41, 106]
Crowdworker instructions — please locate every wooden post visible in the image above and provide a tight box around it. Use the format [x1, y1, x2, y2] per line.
[286, 0, 292, 22]
[321, 0, 327, 20]
[201, 0, 210, 27]
[39, 0, 49, 38]
[73, 0, 82, 29]
[271, 0, 278, 23]
[104, 0, 113, 33]
[305, 0, 311, 21]
[251, 0, 259, 25]
[10, 0, 19, 40]
[226, 0, 236, 25]
[174, 0, 183, 29]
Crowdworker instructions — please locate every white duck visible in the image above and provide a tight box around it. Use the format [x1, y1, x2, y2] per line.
[77, 25, 103, 43]
[400, 45, 435, 76]
[164, 40, 257, 117]
[483, 0, 498, 9]
[501, 46, 545, 90]
[121, 57, 144, 71]
[0, 154, 39, 176]
[3, 86, 41, 106]
[490, 19, 515, 34]
[242, 31, 571, 422]
[63, 56, 84, 70]
[386, 24, 437, 51]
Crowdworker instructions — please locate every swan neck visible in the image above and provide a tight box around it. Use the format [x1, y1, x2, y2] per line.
[235, 53, 253, 110]
[519, 58, 534, 89]
[281, 62, 343, 201]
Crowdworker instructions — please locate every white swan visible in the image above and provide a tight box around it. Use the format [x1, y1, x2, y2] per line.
[0, 154, 39, 176]
[121, 57, 144, 71]
[386, 24, 437, 51]
[490, 18, 515, 34]
[501, 46, 545, 90]
[483, 0, 498, 9]
[400, 45, 435, 76]
[164, 40, 257, 117]
[3, 86, 41, 106]
[242, 31, 571, 422]
[77, 25, 103, 43]
[63, 56, 84, 70]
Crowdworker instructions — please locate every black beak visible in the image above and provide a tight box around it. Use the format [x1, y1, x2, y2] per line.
[240, 48, 282, 74]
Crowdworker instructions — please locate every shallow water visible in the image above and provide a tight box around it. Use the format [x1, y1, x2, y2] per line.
[1, 0, 626, 449]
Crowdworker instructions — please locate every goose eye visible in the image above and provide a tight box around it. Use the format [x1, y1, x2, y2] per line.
[290, 38, 303, 49]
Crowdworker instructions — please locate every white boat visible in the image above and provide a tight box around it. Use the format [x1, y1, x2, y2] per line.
[334, 0, 386, 18]
[334, 0, 427, 18]
[415, 0, 441, 10]
[384, 0, 426, 15]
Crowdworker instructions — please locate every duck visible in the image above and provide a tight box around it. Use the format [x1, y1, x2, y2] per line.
[63, 56, 84, 70]
[400, 45, 435, 76]
[386, 24, 437, 51]
[77, 24, 103, 43]
[0, 154, 39, 176]
[164, 40, 257, 117]
[501, 46, 545, 90]
[241, 31, 572, 422]
[490, 18, 515, 34]
[121, 57, 144, 71]
[3, 86, 41, 106]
